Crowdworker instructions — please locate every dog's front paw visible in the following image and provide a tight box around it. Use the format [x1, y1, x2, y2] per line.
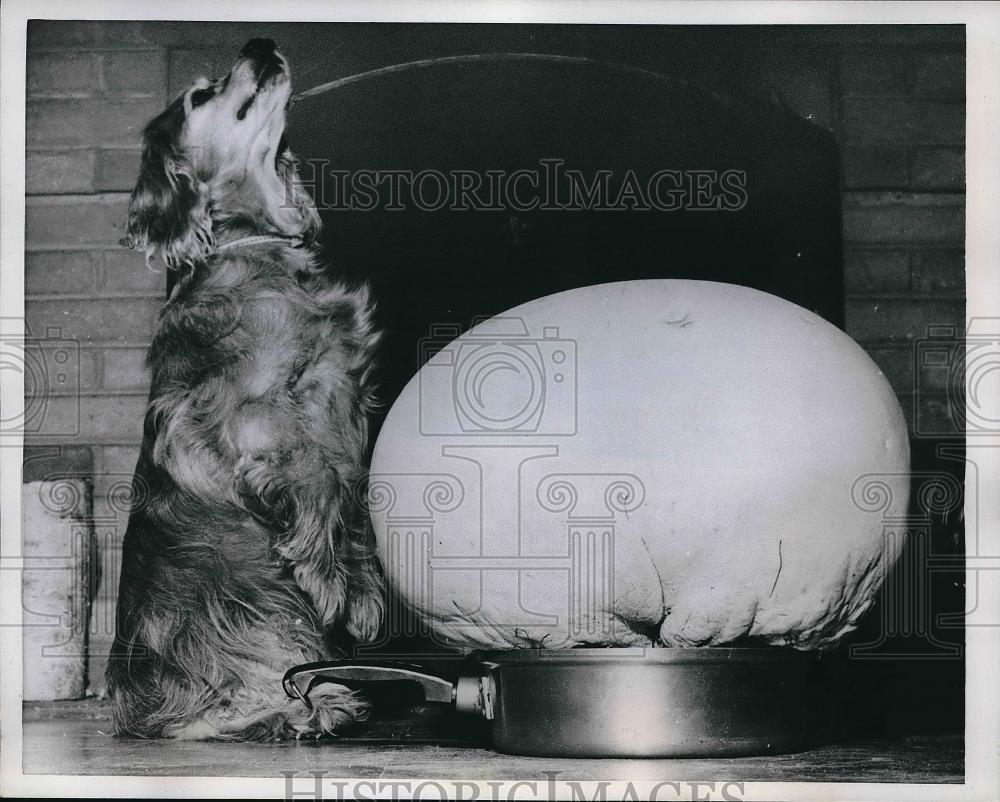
[287, 683, 368, 738]
[346, 563, 385, 642]
[347, 593, 384, 642]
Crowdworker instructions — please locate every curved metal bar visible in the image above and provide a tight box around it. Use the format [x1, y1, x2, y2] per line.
[292, 52, 697, 103]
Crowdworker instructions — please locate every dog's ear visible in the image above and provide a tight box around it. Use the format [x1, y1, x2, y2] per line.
[275, 140, 321, 245]
[122, 99, 213, 271]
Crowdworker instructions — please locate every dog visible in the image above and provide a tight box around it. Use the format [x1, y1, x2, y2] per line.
[106, 38, 384, 740]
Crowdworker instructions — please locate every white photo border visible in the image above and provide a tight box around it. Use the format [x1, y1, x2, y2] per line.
[2, 2, 997, 799]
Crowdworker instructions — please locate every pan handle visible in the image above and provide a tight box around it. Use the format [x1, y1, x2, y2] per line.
[281, 660, 494, 719]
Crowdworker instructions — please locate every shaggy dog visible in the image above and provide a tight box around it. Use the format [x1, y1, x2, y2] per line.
[106, 38, 383, 740]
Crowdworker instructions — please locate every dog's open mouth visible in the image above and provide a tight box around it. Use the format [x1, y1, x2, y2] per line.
[257, 57, 286, 87]
[236, 56, 287, 121]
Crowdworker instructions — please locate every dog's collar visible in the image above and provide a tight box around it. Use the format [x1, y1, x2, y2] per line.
[215, 235, 302, 252]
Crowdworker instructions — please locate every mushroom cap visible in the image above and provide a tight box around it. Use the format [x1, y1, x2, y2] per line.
[369, 280, 909, 650]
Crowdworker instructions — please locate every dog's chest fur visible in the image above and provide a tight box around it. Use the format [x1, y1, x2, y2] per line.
[151, 252, 313, 390]
[142, 248, 373, 502]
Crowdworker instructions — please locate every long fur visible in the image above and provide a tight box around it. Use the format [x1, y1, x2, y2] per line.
[107, 40, 384, 740]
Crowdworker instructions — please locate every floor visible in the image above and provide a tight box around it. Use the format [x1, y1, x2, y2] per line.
[22, 700, 963, 782]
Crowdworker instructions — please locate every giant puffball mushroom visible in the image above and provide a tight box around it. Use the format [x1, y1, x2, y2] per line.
[369, 280, 909, 650]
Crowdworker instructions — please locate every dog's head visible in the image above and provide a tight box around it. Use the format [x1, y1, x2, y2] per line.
[123, 38, 320, 270]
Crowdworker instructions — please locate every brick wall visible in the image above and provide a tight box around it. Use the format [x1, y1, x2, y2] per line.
[22, 23, 965, 696]
[25, 25, 168, 693]
[838, 43, 965, 438]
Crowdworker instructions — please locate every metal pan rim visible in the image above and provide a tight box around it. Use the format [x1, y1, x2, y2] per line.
[473, 646, 818, 665]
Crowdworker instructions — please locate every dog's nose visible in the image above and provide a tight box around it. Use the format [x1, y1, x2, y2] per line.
[240, 38, 276, 58]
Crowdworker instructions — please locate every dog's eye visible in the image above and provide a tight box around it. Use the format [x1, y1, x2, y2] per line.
[190, 88, 215, 108]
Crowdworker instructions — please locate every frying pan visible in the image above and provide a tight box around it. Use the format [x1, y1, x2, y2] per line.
[282, 648, 816, 757]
